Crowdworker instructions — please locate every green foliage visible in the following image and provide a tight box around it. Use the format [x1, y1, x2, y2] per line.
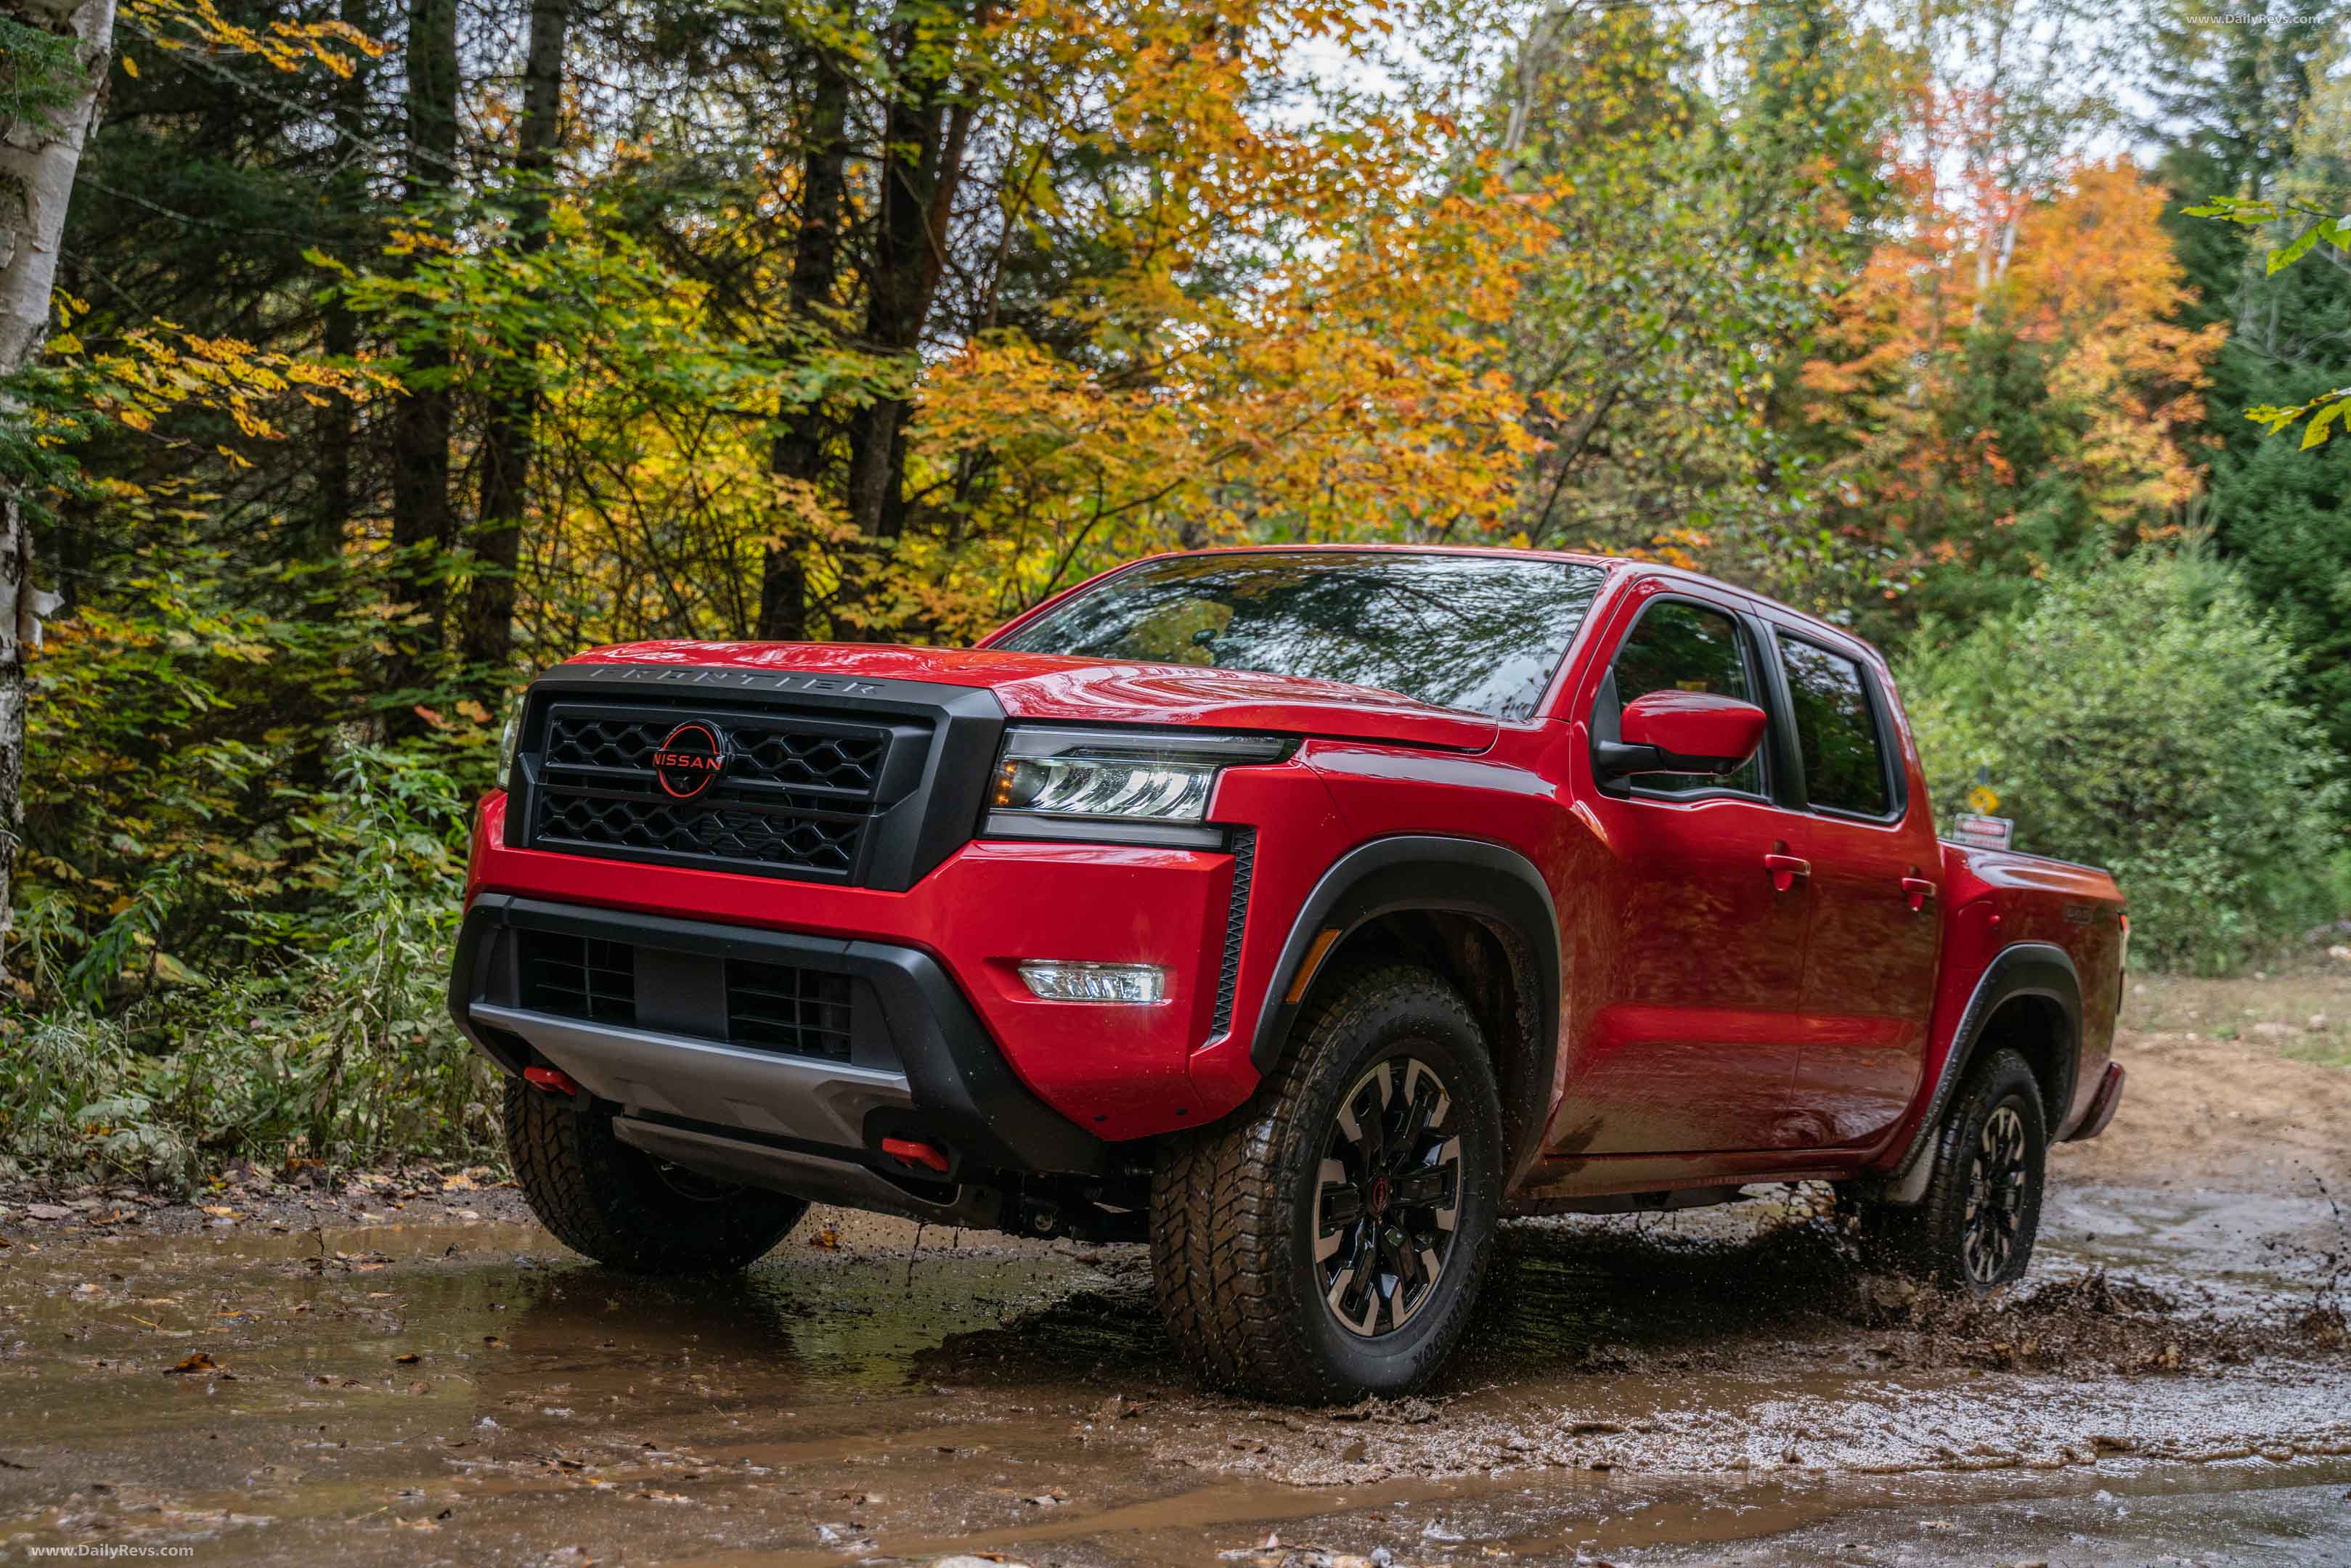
[1902, 550, 2346, 973]
[18, 509, 494, 993]
[2183, 189, 2351, 452]
[0, 747, 494, 1190]
[0, 15, 83, 139]
[2209, 388, 2351, 793]
[1496, 0, 1907, 599]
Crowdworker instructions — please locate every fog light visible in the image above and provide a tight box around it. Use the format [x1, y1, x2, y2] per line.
[1017, 961, 1169, 1005]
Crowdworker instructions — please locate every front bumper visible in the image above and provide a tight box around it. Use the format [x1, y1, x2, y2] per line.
[450, 894, 1108, 1193]
[459, 778, 1311, 1140]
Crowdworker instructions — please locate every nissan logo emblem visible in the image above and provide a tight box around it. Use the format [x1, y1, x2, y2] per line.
[651, 722, 730, 799]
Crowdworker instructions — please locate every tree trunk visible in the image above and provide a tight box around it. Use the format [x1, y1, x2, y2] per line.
[755, 45, 850, 644]
[463, 0, 569, 687]
[1, 0, 117, 985]
[383, 0, 459, 723]
[834, 7, 982, 637]
[305, 0, 378, 584]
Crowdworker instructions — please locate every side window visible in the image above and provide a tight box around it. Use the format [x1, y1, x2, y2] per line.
[1606, 600, 1762, 796]
[1780, 637, 1891, 817]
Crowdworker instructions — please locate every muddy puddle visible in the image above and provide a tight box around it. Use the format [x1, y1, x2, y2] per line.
[2, 1184, 2347, 1565]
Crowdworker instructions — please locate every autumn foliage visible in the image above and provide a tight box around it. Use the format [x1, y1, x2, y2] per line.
[1802, 152, 2224, 600]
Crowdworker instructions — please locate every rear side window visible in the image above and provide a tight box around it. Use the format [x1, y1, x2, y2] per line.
[1780, 637, 1891, 817]
[1608, 600, 1761, 796]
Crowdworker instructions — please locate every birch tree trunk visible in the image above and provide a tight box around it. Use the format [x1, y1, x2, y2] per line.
[1, 0, 117, 984]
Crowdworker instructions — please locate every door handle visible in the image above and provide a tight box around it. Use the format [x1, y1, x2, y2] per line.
[1763, 853, 1810, 892]
[1902, 876, 1938, 912]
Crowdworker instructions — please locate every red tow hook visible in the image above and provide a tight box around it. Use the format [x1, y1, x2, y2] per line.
[881, 1137, 950, 1175]
[523, 1065, 582, 1096]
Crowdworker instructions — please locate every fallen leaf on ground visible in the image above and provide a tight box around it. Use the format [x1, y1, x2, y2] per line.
[394, 1352, 420, 1365]
[165, 1352, 218, 1376]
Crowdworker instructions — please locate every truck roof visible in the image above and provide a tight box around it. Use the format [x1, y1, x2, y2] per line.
[1095, 543, 1875, 664]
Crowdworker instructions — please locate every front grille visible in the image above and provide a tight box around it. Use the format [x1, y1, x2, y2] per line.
[524, 703, 907, 882]
[537, 792, 865, 876]
[545, 714, 887, 793]
[726, 960, 855, 1062]
[518, 930, 636, 1024]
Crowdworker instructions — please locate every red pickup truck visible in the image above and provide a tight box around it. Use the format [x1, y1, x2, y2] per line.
[450, 547, 2127, 1401]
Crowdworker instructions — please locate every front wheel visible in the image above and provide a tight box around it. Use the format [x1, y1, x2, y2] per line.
[1149, 965, 1503, 1402]
[504, 1078, 809, 1274]
[1868, 1047, 2048, 1291]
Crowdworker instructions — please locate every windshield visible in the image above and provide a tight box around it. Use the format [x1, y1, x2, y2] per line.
[994, 552, 1608, 721]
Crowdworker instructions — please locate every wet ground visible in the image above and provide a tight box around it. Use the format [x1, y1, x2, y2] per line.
[7, 998, 2351, 1566]
[2, 1165, 2346, 1568]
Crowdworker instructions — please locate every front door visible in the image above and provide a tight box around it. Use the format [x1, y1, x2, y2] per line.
[1560, 590, 1814, 1156]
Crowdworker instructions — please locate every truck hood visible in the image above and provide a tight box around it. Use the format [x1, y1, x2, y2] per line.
[563, 640, 1498, 751]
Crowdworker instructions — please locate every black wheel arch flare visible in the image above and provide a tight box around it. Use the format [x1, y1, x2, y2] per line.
[1250, 835, 1562, 1177]
[1887, 940, 2082, 1194]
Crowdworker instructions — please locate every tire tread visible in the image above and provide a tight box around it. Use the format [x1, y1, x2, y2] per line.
[1149, 965, 1497, 1401]
[503, 1080, 806, 1274]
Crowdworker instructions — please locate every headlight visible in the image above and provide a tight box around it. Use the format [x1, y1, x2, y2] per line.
[984, 727, 1290, 846]
[495, 691, 527, 792]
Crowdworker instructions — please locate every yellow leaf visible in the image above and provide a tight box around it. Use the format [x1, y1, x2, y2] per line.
[122, 54, 140, 78]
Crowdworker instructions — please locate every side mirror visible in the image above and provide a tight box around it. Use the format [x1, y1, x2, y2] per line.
[1597, 690, 1768, 781]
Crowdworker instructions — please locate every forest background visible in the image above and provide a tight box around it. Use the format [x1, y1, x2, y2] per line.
[1, 0, 2347, 1180]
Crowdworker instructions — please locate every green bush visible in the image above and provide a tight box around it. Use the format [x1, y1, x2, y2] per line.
[0, 748, 497, 1190]
[1899, 548, 2347, 974]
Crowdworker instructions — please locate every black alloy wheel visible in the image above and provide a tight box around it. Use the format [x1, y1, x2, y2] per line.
[1314, 1056, 1465, 1337]
[1963, 1101, 2032, 1286]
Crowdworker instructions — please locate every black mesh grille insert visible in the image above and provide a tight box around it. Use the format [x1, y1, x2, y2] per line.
[1210, 828, 1255, 1038]
[544, 714, 887, 793]
[536, 792, 865, 876]
[518, 930, 636, 1025]
[526, 704, 902, 882]
[726, 960, 855, 1062]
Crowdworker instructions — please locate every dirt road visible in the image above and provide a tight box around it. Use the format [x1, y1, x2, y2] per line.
[3, 1007, 2347, 1566]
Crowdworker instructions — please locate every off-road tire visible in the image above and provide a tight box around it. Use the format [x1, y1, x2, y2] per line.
[1149, 965, 1503, 1402]
[1868, 1047, 2047, 1291]
[503, 1078, 808, 1273]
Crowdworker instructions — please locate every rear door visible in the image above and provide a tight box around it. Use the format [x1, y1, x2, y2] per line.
[1562, 584, 1816, 1154]
[1768, 628, 1943, 1147]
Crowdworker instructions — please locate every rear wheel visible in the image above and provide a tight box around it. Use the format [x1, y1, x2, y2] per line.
[503, 1078, 808, 1274]
[1149, 965, 1502, 1402]
[1868, 1048, 2047, 1291]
